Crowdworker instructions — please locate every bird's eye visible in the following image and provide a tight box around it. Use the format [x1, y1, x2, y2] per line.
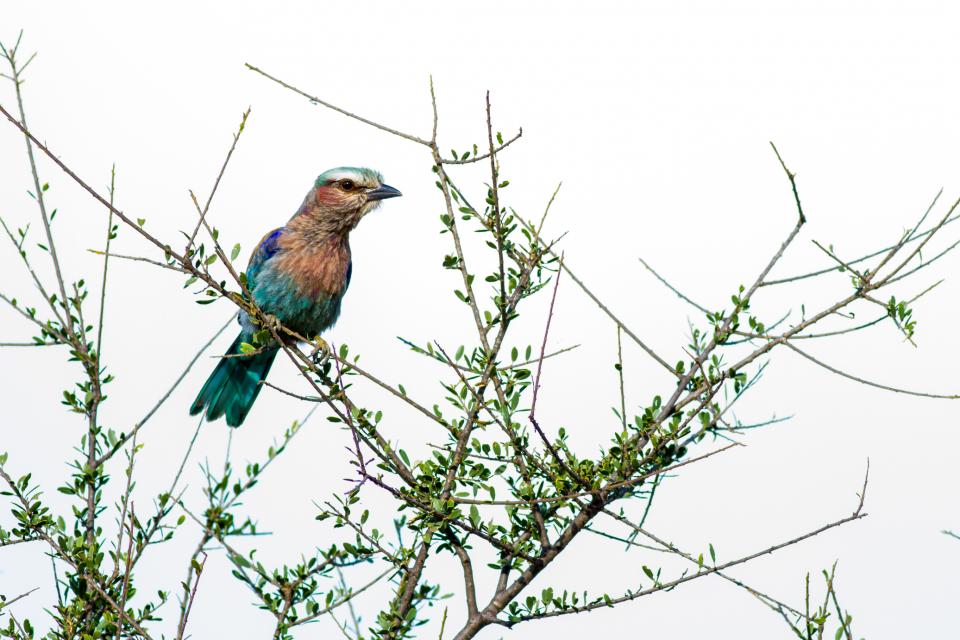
[340, 180, 355, 191]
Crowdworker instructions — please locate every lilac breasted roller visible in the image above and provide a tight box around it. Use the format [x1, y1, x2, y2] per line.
[190, 167, 401, 426]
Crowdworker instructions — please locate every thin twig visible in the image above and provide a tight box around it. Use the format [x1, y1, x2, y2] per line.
[245, 63, 430, 146]
[93, 316, 232, 468]
[638, 256, 709, 314]
[96, 165, 116, 354]
[762, 189, 955, 287]
[785, 342, 959, 399]
[616, 325, 626, 429]
[185, 109, 250, 252]
[531, 254, 563, 416]
[441, 129, 523, 164]
[523, 209, 678, 375]
[508, 476, 869, 625]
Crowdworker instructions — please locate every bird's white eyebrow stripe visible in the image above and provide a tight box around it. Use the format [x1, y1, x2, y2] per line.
[317, 167, 383, 186]
[324, 171, 359, 182]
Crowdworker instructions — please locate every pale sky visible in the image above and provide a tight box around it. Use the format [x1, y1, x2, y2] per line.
[1, 2, 959, 638]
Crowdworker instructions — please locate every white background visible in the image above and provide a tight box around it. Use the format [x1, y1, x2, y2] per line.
[1, 2, 958, 638]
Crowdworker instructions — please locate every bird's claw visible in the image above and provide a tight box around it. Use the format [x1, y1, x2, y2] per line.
[310, 337, 331, 365]
[261, 313, 282, 334]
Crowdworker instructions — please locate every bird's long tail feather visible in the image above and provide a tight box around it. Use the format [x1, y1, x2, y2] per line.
[189, 334, 278, 427]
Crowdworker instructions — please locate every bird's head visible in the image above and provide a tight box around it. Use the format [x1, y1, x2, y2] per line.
[309, 167, 401, 232]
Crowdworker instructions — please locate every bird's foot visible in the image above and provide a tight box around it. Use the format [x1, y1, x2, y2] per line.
[260, 313, 282, 335]
[309, 336, 331, 365]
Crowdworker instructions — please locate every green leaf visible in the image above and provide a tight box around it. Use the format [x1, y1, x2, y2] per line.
[541, 587, 553, 605]
[231, 243, 241, 261]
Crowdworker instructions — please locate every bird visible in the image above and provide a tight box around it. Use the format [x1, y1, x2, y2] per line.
[190, 167, 401, 427]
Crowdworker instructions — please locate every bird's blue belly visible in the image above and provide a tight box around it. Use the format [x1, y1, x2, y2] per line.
[249, 270, 344, 338]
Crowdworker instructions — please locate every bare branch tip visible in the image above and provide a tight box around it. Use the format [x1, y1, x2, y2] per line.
[769, 141, 790, 173]
[856, 459, 870, 514]
[769, 142, 806, 224]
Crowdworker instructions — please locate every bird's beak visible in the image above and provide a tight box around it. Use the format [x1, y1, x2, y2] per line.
[366, 184, 402, 201]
